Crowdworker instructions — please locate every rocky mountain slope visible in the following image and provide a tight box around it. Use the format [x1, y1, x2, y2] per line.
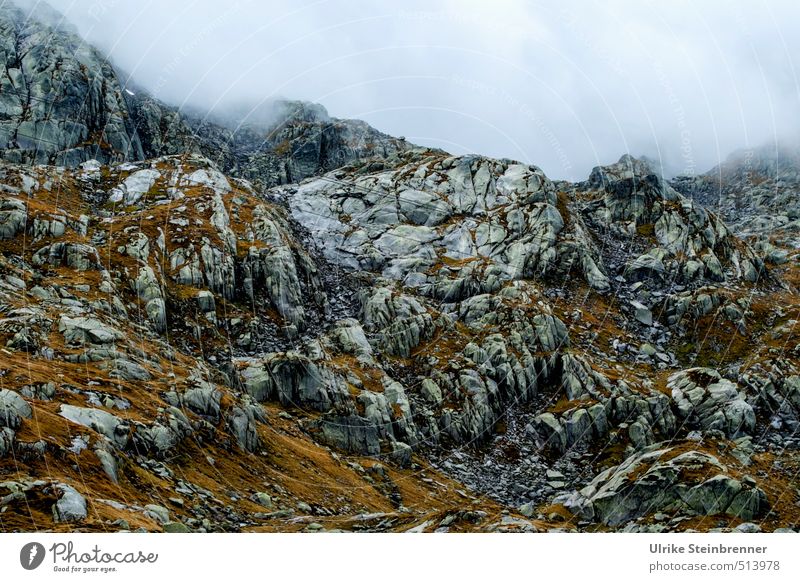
[1, 3, 799, 533]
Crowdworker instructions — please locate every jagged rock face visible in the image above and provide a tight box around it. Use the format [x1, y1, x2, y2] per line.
[672, 145, 800, 247]
[285, 152, 611, 298]
[0, 148, 797, 533]
[577, 154, 766, 287]
[122, 93, 201, 160]
[231, 111, 411, 189]
[0, 156, 327, 340]
[0, 155, 330, 469]
[52, 483, 88, 523]
[740, 360, 800, 431]
[671, 146, 800, 296]
[0, 152, 631, 520]
[0, 5, 143, 165]
[0, 388, 31, 429]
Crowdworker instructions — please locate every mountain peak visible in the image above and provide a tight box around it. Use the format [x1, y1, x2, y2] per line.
[3, 1, 78, 35]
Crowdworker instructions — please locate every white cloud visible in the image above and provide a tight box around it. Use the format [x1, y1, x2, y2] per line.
[42, 0, 800, 179]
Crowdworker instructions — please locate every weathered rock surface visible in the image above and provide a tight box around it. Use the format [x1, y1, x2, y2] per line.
[0, 5, 799, 533]
[0, 4, 143, 165]
[52, 483, 88, 523]
[673, 145, 800, 250]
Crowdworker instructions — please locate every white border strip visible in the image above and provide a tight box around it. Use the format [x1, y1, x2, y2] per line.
[1, 533, 798, 581]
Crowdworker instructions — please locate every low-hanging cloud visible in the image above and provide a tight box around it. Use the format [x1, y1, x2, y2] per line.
[30, 0, 800, 180]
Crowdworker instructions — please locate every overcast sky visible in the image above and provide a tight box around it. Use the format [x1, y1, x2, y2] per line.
[35, 0, 800, 180]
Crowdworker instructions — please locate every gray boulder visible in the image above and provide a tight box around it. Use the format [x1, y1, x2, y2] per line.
[316, 414, 381, 456]
[0, 427, 14, 456]
[0, 198, 27, 239]
[0, 389, 32, 429]
[144, 504, 170, 525]
[59, 404, 129, 448]
[226, 400, 263, 452]
[132, 266, 167, 332]
[52, 484, 87, 523]
[32, 243, 100, 271]
[669, 368, 755, 437]
[183, 385, 222, 420]
[532, 412, 566, 453]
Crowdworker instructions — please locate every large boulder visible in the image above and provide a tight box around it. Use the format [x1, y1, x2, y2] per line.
[59, 405, 129, 448]
[0, 427, 15, 456]
[108, 169, 159, 204]
[238, 353, 347, 411]
[315, 414, 381, 456]
[564, 445, 769, 526]
[669, 368, 755, 438]
[32, 243, 101, 271]
[58, 316, 124, 345]
[52, 483, 88, 523]
[226, 400, 264, 452]
[0, 389, 32, 429]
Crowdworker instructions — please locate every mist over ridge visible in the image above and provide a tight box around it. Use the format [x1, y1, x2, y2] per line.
[13, 0, 798, 180]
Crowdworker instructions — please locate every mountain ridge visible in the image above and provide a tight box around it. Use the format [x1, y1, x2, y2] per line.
[0, 3, 413, 189]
